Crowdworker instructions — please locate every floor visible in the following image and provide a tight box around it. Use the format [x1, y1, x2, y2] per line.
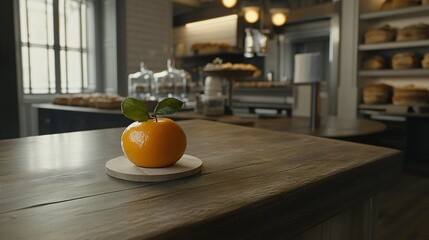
[377, 173, 429, 240]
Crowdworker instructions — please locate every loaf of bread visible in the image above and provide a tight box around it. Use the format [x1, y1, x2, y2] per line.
[422, 53, 429, 68]
[423, 0, 429, 5]
[363, 84, 393, 104]
[397, 23, 429, 42]
[380, 0, 394, 10]
[52, 95, 70, 105]
[362, 55, 386, 70]
[393, 85, 429, 105]
[392, 52, 420, 69]
[364, 25, 396, 44]
[392, 0, 420, 8]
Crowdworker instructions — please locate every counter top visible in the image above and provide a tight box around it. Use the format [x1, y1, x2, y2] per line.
[0, 120, 402, 239]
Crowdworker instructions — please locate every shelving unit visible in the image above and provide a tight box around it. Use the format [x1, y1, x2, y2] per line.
[357, 2, 429, 115]
[356, 1, 429, 170]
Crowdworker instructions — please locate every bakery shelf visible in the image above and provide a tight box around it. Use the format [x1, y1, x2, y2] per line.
[358, 39, 429, 51]
[360, 5, 429, 20]
[358, 69, 429, 77]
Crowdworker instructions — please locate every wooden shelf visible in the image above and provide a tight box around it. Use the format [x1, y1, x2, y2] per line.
[358, 39, 429, 51]
[358, 69, 429, 77]
[360, 5, 429, 20]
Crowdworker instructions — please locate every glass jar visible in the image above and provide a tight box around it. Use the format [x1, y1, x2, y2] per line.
[154, 59, 188, 100]
[127, 62, 154, 100]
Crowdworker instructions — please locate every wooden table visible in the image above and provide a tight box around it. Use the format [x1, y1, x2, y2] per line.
[0, 120, 401, 239]
[169, 111, 386, 143]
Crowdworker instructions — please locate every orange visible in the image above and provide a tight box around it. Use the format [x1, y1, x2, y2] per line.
[121, 118, 187, 168]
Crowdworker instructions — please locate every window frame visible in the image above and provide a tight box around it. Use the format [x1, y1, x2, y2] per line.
[17, 0, 99, 96]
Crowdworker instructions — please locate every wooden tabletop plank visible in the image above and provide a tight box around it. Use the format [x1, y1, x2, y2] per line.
[0, 120, 402, 239]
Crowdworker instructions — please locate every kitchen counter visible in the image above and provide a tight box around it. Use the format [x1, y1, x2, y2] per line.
[0, 120, 402, 239]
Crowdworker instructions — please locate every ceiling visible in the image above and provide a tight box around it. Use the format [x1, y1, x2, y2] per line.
[172, 0, 336, 26]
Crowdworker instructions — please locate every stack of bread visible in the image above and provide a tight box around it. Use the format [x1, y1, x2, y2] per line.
[392, 52, 420, 69]
[393, 85, 429, 105]
[363, 84, 393, 104]
[52, 93, 124, 109]
[362, 55, 386, 70]
[364, 25, 396, 44]
[380, 0, 420, 10]
[396, 23, 429, 42]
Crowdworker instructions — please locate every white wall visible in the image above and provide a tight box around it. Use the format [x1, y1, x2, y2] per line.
[173, 16, 237, 56]
[124, 0, 173, 74]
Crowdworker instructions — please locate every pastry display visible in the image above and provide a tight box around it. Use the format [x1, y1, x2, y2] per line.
[391, 52, 420, 69]
[393, 85, 429, 105]
[52, 93, 125, 109]
[396, 23, 429, 42]
[363, 84, 393, 104]
[203, 58, 261, 78]
[364, 25, 396, 44]
[422, 53, 429, 68]
[362, 55, 386, 70]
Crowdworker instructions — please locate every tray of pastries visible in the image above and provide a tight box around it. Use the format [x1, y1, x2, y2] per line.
[52, 93, 125, 109]
[203, 58, 260, 79]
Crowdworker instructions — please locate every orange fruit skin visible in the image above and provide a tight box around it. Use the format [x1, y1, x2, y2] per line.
[121, 118, 187, 168]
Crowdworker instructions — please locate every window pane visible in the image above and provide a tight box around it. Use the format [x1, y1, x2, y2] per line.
[61, 50, 84, 93]
[60, 50, 67, 93]
[30, 47, 50, 94]
[83, 52, 88, 89]
[59, 0, 81, 48]
[47, 0, 54, 46]
[59, 0, 65, 47]
[19, 0, 28, 43]
[67, 51, 83, 93]
[27, 0, 48, 45]
[21, 46, 30, 94]
[81, 2, 87, 49]
[49, 49, 56, 93]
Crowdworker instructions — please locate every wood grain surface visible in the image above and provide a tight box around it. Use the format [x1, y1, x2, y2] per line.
[0, 120, 402, 239]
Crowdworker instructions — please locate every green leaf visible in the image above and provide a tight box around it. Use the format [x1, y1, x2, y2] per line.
[154, 98, 184, 115]
[121, 98, 152, 122]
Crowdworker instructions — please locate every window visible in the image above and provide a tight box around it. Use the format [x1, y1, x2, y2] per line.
[19, 0, 92, 94]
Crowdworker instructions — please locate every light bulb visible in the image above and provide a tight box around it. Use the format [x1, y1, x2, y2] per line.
[272, 13, 287, 26]
[222, 0, 237, 8]
[244, 8, 259, 24]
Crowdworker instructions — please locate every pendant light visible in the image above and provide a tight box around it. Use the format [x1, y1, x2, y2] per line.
[221, 0, 237, 8]
[270, 8, 289, 26]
